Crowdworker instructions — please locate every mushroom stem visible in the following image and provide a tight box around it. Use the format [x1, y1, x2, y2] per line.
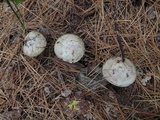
[116, 34, 125, 62]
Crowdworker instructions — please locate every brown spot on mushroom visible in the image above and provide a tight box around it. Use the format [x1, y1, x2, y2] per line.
[116, 60, 121, 63]
[119, 66, 122, 68]
[72, 51, 74, 55]
[112, 70, 115, 74]
[126, 73, 129, 77]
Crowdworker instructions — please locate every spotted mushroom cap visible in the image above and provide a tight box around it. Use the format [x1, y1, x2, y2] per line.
[23, 31, 47, 57]
[54, 34, 85, 63]
[102, 57, 137, 87]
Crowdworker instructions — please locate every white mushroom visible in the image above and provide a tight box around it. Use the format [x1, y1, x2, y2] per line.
[23, 31, 47, 57]
[102, 57, 137, 87]
[54, 34, 85, 63]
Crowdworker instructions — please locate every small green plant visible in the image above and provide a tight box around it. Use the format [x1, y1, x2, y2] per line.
[67, 100, 80, 110]
[12, 0, 25, 5]
[5, 0, 26, 34]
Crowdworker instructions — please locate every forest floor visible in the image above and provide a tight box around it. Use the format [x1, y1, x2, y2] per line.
[0, 0, 160, 120]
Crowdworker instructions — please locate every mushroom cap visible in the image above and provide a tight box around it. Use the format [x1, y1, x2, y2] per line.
[23, 31, 47, 57]
[54, 34, 85, 63]
[102, 57, 137, 87]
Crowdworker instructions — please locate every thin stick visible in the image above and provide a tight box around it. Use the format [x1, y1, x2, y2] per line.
[12, 0, 24, 18]
[114, 0, 125, 62]
[5, 0, 27, 34]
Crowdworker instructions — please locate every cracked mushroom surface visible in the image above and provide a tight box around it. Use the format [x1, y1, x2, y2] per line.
[54, 34, 85, 63]
[102, 57, 137, 87]
[23, 31, 47, 57]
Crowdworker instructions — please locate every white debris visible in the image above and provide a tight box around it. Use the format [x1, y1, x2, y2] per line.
[141, 76, 152, 86]
[84, 113, 96, 120]
[44, 87, 51, 95]
[146, 6, 158, 20]
[61, 89, 72, 97]
[3, 3, 11, 12]
[105, 102, 118, 118]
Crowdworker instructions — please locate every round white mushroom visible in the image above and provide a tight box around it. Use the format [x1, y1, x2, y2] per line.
[54, 34, 85, 63]
[23, 31, 47, 57]
[102, 57, 137, 87]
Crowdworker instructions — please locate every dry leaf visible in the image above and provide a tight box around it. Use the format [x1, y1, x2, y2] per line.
[146, 6, 157, 20]
[105, 102, 118, 118]
[0, 89, 5, 96]
[2, 109, 22, 120]
[0, 97, 6, 105]
[61, 89, 72, 97]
